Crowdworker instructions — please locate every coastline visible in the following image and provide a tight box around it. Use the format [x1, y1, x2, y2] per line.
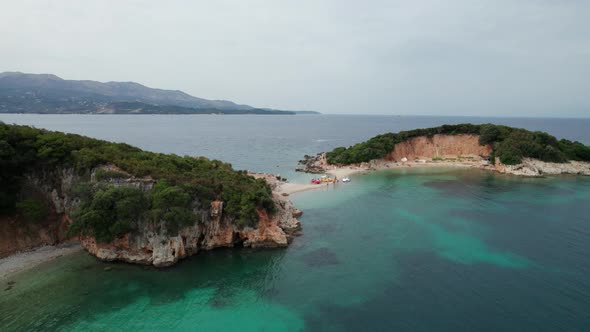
[1, 172, 307, 272]
[2, 157, 584, 275]
[0, 241, 82, 280]
[325, 160, 484, 178]
[276, 161, 487, 195]
[250, 172, 327, 195]
[277, 182, 325, 195]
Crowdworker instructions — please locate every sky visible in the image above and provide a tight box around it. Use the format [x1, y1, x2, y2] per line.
[1, 0, 589, 117]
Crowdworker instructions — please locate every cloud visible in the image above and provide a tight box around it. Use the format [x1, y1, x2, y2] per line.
[1, 0, 588, 116]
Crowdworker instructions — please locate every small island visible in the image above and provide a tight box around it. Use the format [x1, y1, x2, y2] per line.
[0, 123, 302, 268]
[299, 124, 590, 177]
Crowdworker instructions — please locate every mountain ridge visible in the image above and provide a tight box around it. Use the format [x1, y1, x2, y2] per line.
[0, 72, 320, 115]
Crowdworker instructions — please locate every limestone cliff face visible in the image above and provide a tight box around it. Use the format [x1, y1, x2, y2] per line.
[385, 134, 493, 161]
[1, 166, 303, 266]
[80, 192, 302, 267]
[0, 168, 81, 258]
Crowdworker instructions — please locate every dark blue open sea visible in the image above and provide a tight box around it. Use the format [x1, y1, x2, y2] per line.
[1, 114, 589, 331]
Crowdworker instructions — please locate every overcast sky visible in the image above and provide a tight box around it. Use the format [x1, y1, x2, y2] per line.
[1, 0, 589, 117]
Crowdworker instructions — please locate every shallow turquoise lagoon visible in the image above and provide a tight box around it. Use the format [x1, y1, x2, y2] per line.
[2, 168, 590, 331]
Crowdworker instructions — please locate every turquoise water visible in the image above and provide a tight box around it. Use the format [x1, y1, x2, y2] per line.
[1, 115, 590, 331]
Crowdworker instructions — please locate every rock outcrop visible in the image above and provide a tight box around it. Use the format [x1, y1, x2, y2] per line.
[80, 190, 302, 267]
[0, 168, 82, 258]
[299, 133, 590, 178]
[0, 214, 72, 258]
[1, 165, 303, 267]
[297, 153, 327, 173]
[494, 158, 590, 176]
[385, 134, 493, 162]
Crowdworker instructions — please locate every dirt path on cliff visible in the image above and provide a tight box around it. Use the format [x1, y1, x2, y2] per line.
[0, 240, 82, 280]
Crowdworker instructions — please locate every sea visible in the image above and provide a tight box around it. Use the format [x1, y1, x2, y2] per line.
[1, 114, 589, 332]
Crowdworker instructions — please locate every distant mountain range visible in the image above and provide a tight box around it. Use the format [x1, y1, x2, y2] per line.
[0, 72, 320, 115]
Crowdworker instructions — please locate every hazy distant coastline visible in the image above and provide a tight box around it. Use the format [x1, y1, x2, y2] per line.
[0, 72, 320, 115]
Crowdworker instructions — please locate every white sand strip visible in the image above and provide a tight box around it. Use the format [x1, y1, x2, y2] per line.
[277, 182, 325, 195]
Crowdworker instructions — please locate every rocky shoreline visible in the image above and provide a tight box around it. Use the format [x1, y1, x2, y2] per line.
[301, 153, 590, 178]
[493, 158, 590, 176]
[4, 130, 588, 273]
[298, 134, 590, 178]
[78, 172, 303, 268]
[0, 169, 305, 269]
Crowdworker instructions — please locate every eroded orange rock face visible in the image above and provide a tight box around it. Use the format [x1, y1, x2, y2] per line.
[6, 165, 303, 267]
[0, 209, 72, 258]
[386, 134, 492, 161]
[241, 209, 288, 248]
[79, 191, 301, 267]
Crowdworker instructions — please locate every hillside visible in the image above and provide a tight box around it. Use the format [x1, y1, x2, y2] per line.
[325, 124, 590, 166]
[0, 72, 305, 115]
[0, 123, 301, 266]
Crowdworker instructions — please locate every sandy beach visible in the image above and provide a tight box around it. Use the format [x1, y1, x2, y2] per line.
[325, 160, 485, 178]
[0, 241, 82, 280]
[251, 172, 328, 195]
[326, 167, 368, 178]
[276, 182, 325, 195]
[277, 161, 486, 195]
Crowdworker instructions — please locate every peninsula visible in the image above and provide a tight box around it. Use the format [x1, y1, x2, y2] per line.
[299, 124, 590, 177]
[0, 123, 302, 269]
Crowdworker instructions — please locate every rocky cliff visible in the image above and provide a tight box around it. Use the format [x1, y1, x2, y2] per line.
[1, 166, 302, 267]
[385, 134, 493, 161]
[0, 214, 71, 258]
[299, 133, 590, 177]
[0, 168, 81, 258]
[298, 134, 493, 173]
[80, 191, 301, 267]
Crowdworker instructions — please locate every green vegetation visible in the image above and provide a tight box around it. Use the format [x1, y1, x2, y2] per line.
[94, 169, 127, 181]
[149, 180, 197, 234]
[0, 123, 275, 242]
[69, 186, 147, 242]
[326, 124, 590, 165]
[16, 198, 48, 223]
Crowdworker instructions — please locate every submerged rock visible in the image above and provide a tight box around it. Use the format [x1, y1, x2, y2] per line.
[301, 248, 340, 267]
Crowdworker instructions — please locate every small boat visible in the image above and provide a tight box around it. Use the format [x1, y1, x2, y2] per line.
[342, 177, 351, 183]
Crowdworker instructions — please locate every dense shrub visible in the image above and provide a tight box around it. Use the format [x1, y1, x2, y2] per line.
[94, 169, 127, 181]
[69, 186, 147, 242]
[479, 124, 501, 145]
[16, 198, 48, 223]
[559, 139, 590, 161]
[326, 123, 590, 165]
